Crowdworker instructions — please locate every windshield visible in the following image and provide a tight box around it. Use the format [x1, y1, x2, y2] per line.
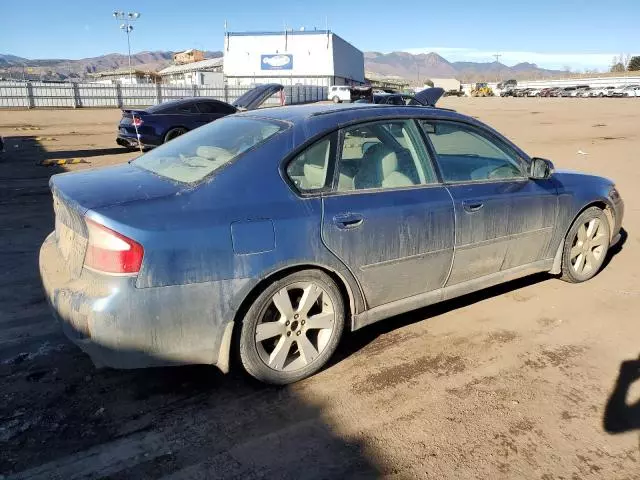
[134, 116, 288, 184]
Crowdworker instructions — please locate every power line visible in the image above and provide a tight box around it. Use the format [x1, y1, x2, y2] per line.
[493, 53, 502, 64]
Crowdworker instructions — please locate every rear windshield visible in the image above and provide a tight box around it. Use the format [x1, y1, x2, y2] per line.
[134, 116, 288, 184]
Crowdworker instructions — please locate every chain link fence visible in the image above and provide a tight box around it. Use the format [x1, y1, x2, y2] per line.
[0, 82, 328, 109]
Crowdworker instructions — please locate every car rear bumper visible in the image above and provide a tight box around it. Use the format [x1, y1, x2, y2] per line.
[117, 127, 162, 148]
[39, 232, 244, 371]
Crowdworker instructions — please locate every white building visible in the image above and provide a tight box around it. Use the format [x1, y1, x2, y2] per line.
[90, 69, 160, 85]
[223, 30, 364, 87]
[158, 58, 224, 86]
[430, 78, 461, 92]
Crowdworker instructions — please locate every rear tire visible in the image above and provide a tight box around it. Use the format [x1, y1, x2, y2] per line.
[164, 127, 187, 143]
[239, 269, 345, 385]
[332, 96, 341, 104]
[560, 207, 610, 283]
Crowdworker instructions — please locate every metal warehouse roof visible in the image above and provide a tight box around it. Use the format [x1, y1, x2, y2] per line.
[158, 57, 223, 75]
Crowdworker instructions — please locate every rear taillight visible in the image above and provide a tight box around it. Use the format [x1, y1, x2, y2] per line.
[132, 116, 144, 127]
[84, 218, 144, 274]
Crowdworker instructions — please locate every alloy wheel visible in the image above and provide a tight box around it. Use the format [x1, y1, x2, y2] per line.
[255, 282, 336, 372]
[569, 218, 608, 275]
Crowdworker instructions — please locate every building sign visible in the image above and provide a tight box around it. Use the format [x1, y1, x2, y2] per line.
[261, 54, 293, 71]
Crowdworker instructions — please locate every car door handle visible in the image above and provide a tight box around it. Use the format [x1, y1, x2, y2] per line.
[333, 213, 364, 229]
[462, 201, 484, 213]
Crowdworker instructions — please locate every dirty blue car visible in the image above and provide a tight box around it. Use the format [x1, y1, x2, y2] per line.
[40, 101, 624, 384]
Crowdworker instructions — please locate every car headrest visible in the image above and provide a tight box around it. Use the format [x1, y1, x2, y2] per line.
[379, 151, 399, 178]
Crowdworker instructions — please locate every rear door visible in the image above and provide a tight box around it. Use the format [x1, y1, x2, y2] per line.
[419, 119, 557, 285]
[319, 119, 455, 308]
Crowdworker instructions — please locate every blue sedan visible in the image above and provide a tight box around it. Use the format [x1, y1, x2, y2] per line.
[116, 84, 283, 149]
[40, 100, 624, 384]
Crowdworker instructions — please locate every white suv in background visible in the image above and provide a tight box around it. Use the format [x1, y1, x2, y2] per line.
[622, 85, 640, 97]
[328, 86, 351, 103]
[589, 86, 615, 97]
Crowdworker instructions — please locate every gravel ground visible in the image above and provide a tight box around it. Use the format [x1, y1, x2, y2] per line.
[0, 98, 639, 479]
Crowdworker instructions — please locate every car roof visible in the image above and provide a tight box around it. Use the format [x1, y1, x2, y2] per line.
[239, 102, 471, 139]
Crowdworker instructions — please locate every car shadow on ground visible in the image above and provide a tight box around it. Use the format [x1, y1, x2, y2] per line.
[7, 136, 133, 162]
[603, 356, 640, 434]
[39, 147, 133, 160]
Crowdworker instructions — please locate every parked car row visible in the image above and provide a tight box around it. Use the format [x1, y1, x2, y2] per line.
[501, 85, 640, 98]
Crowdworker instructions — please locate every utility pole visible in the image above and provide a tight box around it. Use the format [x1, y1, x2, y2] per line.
[113, 11, 141, 83]
[493, 53, 502, 83]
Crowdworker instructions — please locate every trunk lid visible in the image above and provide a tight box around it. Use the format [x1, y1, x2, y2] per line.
[412, 87, 445, 107]
[49, 164, 180, 278]
[119, 109, 147, 125]
[232, 83, 283, 111]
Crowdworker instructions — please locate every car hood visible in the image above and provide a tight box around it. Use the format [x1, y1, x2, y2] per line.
[412, 87, 445, 106]
[553, 169, 613, 187]
[50, 163, 181, 213]
[232, 83, 284, 111]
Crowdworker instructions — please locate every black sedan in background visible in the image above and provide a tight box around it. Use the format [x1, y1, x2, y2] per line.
[117, 84, 283, 149]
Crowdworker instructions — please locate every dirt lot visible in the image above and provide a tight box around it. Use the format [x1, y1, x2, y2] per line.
[1, 98, 639, 479]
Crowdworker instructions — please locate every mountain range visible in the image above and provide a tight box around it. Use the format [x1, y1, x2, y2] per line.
[0, 51, 223, 81]
[0, 50, 564, 83]
[364, 51, 565, 83]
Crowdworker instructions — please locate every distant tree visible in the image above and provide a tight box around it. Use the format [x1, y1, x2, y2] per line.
[423, 79, 434, 87]
[628, 56, 640, 71]
[611, 62, 626, 73]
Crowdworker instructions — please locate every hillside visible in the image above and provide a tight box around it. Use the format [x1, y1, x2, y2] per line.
[1, 50, 563, 83]
[0, 51, 223, 81]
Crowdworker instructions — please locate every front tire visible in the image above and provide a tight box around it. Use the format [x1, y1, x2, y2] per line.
[239, 270, 345, 384]
[332, 96, 341, 104]
[560, 207, 610, 283]
[164, 127, 187, 143]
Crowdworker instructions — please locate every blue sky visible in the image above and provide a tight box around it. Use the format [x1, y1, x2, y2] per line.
[2, 0, 639, 70]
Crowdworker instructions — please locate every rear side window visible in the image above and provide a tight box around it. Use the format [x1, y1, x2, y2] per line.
[173, 102, 199, 114]
[286, 137, 333, 192]
[196, 101, 236, 115]
[134, 117, 288, 184]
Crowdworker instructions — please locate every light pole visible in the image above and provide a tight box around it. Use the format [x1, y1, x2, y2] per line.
[113, 11, 141, 83]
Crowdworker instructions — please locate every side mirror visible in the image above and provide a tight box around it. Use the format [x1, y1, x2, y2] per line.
[529, 157, 554, 180]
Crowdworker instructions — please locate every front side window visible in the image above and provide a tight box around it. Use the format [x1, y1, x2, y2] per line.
[134, 117, 287, 184]
[286, 137, 332, 192]
[420, 120, 524, 183]
[336, 120, 437, 192]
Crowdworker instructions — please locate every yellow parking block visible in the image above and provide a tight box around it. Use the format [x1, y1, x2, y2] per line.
[34, 137, 58, 141]
[15, 126, 42, 131]
[38, 158, 90, 166]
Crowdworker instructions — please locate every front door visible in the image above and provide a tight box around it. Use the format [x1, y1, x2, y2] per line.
[320, 119, 455, 308]
[419, 119, 557, 286]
